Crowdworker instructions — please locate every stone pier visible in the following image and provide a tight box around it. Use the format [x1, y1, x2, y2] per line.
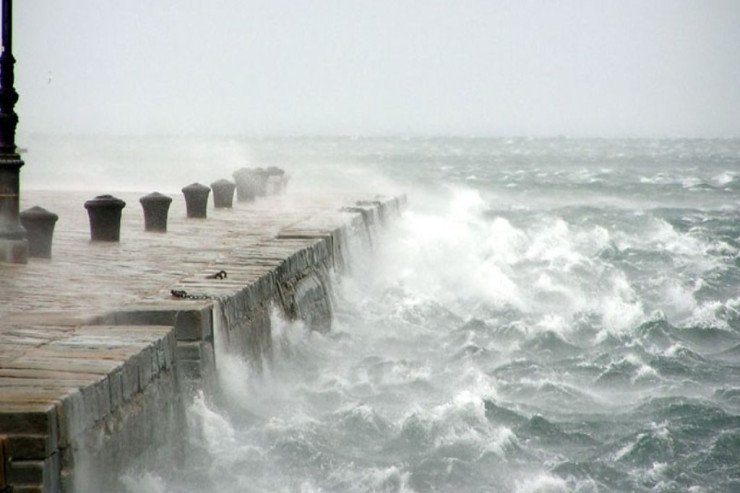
[0, 189, 406, 492]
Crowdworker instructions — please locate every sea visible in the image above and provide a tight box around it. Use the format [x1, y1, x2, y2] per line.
[23, 135, 740, 492]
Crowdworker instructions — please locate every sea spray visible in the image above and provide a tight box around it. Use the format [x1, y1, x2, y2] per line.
[101, 136, 740, 492]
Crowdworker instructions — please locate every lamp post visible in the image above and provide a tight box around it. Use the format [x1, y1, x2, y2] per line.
[0, 0, 27, 263]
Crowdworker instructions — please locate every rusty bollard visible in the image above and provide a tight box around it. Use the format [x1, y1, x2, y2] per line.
[182, 182, 210, 218]
[232, 167, 256, 202]
[210, 179, 236, 208]
[19, 206, 58, 258]
[139, 192, 173, 232]
[84, 195, 126, 242]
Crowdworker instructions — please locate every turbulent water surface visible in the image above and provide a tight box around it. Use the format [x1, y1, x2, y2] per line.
[27, 136, 740, 492]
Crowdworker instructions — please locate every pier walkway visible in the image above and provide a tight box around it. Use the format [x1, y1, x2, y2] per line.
[0, 188, 405, 492]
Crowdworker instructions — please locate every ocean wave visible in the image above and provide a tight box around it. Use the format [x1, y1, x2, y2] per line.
[551, 460, 631, 492]
[396, 391, 518, 461]
[483, 400, 529, 428]
[355, 357, 433, 389]
[630, 397, 738, 430]
[497, 377, 599, 410]
[634, 318, 676, 353]
[518, 415, 600, 449]
[328, 403, 394, 444]
[713, 388, 740, 407]
[712, 171, 740, 189]
[335, 465, 415, 493]
[688, 295, 740, 332]
[716, 342, 740, 362]
[610, 424, 678, 467]
[594, 354, 660, 387]
[519, 330, 582, 359]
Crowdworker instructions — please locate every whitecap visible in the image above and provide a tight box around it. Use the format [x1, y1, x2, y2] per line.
[712, 171, 737, 187]
[187, 391, 237, 453]
[120, 471, 168, 493]
[514, 472, 569, 493]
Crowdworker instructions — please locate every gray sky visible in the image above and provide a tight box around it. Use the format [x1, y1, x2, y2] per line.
[14, 0, 740, 137]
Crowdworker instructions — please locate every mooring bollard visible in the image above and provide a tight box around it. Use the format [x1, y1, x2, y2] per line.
[210, 179, 236, 208]
[182, 182, 210, 218]
[265, 166, 286, 195]
[232, 167, 256, 202]
[139, 192, 173, 232]
[19, 206, 59, 258]
[84, 194, 126, 242]
[253, 167, 269, 197]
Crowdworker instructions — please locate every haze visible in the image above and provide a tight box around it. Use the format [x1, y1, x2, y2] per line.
[15, 0, 740, 138]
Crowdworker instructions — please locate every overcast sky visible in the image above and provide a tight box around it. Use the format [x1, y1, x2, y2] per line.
[14, 1, 740, 138]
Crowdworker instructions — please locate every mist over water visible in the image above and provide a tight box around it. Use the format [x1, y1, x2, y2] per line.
[28, 136, 739, 492]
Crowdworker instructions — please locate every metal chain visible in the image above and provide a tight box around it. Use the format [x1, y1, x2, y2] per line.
[170, 289, 215, 300]
[171, 270, 228, 300]
[206, 270, 228, 280]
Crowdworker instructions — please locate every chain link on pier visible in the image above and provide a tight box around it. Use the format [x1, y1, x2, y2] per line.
[171, 270, 228, 300]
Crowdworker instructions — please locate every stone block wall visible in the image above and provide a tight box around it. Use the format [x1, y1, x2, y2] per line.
[0, 325, 179, 492]
[0, 194, 406, 492]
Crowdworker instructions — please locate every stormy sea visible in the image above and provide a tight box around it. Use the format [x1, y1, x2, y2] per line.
[25, 135, 740, 492]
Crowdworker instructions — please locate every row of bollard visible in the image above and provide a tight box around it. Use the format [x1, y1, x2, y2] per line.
[19, 167, 288, 259]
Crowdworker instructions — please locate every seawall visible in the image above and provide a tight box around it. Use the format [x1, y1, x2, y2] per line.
[0, 189, 406, 492]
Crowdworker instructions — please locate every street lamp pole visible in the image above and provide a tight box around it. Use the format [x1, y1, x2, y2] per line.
[0, 0, 27, 264]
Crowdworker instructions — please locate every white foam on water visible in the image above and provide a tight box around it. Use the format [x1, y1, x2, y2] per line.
[362, 357, 433, 388]
[631, 358, 660, 383]
[215, 352, 255, 409]
[712, 170, 737, 187]
[681, 176, 704, 189]
[333, 466, 416, 493]
[598, 272, 646, 334]
[644, 217, 710, 260]
[483, 216, 530, 264]
[59, 136, 738, 492]
[514, 473, 569, 493]
[401, 388, 516, 459]
[120, 472, 169, 493]
[379, 187, 654, 339]
[612, 421, 674, 464]
[187, 391, 237, 455]
[639, 173, 680, 185]
[686, 297, 740, 330]
[374, 190, 525, 311]
[533, 313, 570, 334]
[377, 185, 677, 344]
[660, 278, 699, 321]
[595, 352, 661, 388]
[524, 219, 596, 272]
